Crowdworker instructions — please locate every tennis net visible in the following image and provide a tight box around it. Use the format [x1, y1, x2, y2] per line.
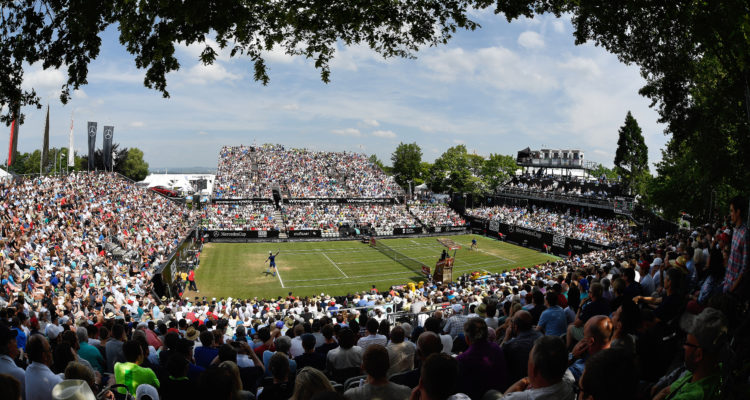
[370, 238, 428, 275]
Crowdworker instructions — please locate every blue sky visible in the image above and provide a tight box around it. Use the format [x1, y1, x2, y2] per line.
[10, 11, 667, 171]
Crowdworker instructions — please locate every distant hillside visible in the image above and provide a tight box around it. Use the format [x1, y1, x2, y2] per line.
[148, 167, 216, 174]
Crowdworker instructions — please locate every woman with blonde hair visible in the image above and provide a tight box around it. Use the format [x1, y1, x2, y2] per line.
[290, 367, 335, 400]
[217, 360, 255, 400]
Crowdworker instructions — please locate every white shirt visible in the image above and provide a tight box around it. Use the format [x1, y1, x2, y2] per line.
[289, 336, 305, 358]
[25, 361, 63, 400]
[440, 334, 453, 354]
[0, 355, 25, 399]
[357, 334, 387, 350]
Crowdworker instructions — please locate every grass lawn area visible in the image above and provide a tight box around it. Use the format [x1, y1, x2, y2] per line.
[189, 234, 559, 300]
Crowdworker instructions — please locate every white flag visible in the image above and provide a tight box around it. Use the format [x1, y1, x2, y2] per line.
[68, 112, 74, 165]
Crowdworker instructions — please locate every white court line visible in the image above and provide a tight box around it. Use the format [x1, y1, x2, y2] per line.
[321, 251, 349, 278]
[455, 240, 515, 263]
[283, 259, 505, 283]
[285, 263, 505, 289]
[279, 243, 447, 255]
[276, 265, 285, 288]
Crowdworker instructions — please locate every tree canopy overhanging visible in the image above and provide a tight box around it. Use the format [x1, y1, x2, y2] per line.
[3, 0, 749, 219]
[0, 0, 568, 123]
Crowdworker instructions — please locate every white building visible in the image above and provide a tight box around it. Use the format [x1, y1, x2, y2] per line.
[140, 173, 215, 198]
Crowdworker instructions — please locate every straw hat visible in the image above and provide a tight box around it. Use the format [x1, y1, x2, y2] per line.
[185, 326, 199, 341]
[51, 380, 96, 400]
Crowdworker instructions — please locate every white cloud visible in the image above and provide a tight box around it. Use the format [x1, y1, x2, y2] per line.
[129, 121, 144, 128]
[363, 119, 379, 127]
[558, 57, 601, 78]
[22, 65, 65, 91]
[422, 46, 558, 92]
[198, 131, 209, 135]
[518, 31, 545, 49]
[264, 45, 297, 64]
[183, 63, 240, 84]
[177, 38, 232, 62]
[73, 89, 88, 99]
[330, 44, 386, 72]
[552, 20, 565, 33]
[373, 130, 396, 138]
[453, 139, 465, 144]
[282, 104, 300, 111]
[331, 128, 361, 137]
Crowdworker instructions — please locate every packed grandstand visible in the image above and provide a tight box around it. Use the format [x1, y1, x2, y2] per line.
[0, 144, 747, 400]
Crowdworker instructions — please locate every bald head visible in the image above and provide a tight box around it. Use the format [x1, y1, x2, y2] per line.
[513, 310, 533, 331]
[585, 315, 613, 355]
[417, 331, 443, 360]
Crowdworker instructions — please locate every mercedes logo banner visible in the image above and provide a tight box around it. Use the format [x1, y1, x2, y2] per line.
[103, 126, 114, 170]
[87, 122, 97, 170]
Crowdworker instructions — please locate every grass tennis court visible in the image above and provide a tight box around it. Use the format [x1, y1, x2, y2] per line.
[190, 234, 559, 300]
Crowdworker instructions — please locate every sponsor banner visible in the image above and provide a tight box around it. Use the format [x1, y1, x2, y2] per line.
[421, 265, 431, 275]
[214, 198, 274, 205]
[287, 230, 321, 238]
[393, 227, 423, 235]
[212, 198, 396, 205]
[208, 230, 280, 240]
[283, 198, 396, 204]
[489, 220, 500, 232]
[480, 217, 613, 255]
[87, 122, 97, 170]
[552, 234, 566, 248]
[439, 225, 467, 233]
[102, 126, 114, 170]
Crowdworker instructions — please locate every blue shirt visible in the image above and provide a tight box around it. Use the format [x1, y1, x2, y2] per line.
[194, 346, 219, 369]
[13, 328, 26, 351]
[538, 306, 567, 336]
[568, 356, 586, 383]
[262, 351, 297, 377]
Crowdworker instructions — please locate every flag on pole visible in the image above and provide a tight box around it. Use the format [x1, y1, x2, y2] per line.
[7, 112, 19, 167]
[87, 122, 97, 170]
[68, 113, 74, 165]
[42, 105, 50, 169]
[103, 126, 114, 171]
[7, 119, 15, 166]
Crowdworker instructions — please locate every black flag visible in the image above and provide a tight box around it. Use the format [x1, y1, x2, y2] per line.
[103, 125, 114, 170]
[87, 122, 97, 170]
[42, 105, 50, 169]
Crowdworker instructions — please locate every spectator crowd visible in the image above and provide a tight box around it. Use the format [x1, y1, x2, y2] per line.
[504, 174, 625, 199]
[0, 165, 744, 400]
[407, 200, 465, 228]
[1, 191, 747, 399]
[467, 205, 633, 245]
[213, 145, 402, 199]
[201, 204, 280, 231]
[282, 204, 419, 234]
